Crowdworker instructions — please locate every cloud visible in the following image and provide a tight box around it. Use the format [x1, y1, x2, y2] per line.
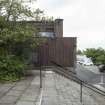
[38, 0, 79, 9]
[37, 0, 80, 16]
[33, 0, 105, 50]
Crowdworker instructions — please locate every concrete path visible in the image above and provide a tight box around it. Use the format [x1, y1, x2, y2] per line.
[0, 70, 43, 105]
[0, 69, 105, 105]
[41, 69, 105, 105]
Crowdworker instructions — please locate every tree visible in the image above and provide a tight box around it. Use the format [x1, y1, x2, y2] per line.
[34, 8, 44, 21]
[0, 0, 34, 21]
[0, 0, 48, 81]
[83, 48, 105, 65]
[0, 0, 45, 56]
[77, 49, 83, 55]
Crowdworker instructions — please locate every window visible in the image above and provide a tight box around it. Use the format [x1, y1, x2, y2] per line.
[38, 32, 55, 38]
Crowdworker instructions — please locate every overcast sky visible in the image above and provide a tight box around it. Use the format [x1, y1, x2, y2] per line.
[29, 0, 105, 50]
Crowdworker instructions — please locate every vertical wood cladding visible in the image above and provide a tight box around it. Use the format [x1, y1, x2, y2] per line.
[24, 19, 63, 37]
[40, 37, 76, 67]
[21, 19, 76, 67]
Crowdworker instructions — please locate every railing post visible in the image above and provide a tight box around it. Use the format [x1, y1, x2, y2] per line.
[39, 45, 42, 89]
[80, 82, 83, 103]
[40, 65, 42, 88]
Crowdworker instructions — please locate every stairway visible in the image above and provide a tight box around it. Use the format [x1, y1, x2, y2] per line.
[41, 67, 101, 105]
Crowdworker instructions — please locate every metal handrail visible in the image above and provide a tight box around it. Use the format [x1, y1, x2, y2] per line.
[51, 61, 105, 103]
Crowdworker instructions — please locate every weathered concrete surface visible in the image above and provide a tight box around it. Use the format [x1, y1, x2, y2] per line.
[0, 69, 105, 105]
[41, 69, 105, 105]
[0, 70, 43, 105]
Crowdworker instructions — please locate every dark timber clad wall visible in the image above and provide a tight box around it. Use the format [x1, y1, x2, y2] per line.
[40, 37, 76, 67]
[22, 19, 76, 67]
[23, 19, 63, 37]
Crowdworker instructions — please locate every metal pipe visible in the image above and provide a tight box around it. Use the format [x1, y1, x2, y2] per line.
[40, 65, 42, 88]
[52, 61, 105, 96]
[80, 82, 83, 103]
[39, 46, 42, 88]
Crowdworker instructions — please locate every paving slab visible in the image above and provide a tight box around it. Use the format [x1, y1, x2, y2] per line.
[16, 101, 35, 105]
[0, 70, 44, 105]
[0, 69, 105, 105]
[41, 70, 105, 105]
[6, 90, 23, 97]
[0, 95, 18, 104]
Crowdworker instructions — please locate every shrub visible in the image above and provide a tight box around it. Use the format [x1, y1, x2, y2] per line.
[98, 65, 105, 72]
[0, 55, 25, 82]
